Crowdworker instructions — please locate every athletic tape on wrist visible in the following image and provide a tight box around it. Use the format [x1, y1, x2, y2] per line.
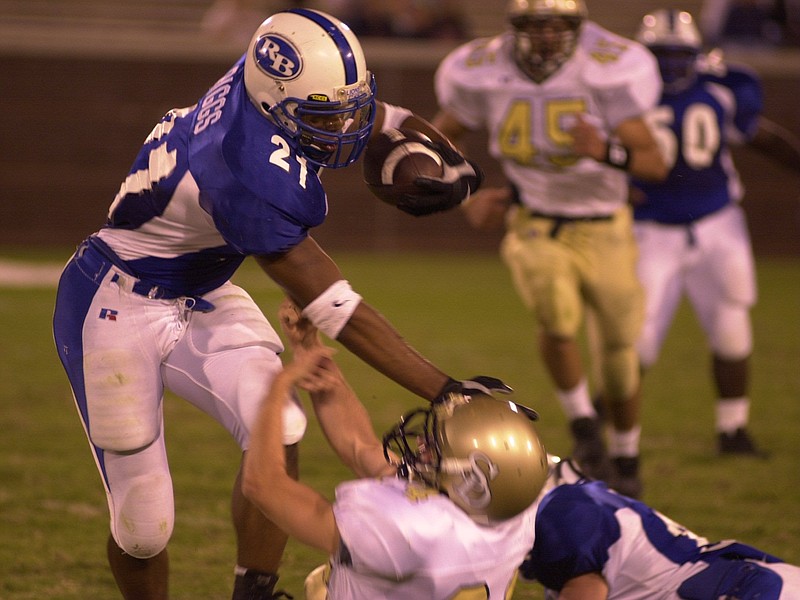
[302, 280, 362, 339]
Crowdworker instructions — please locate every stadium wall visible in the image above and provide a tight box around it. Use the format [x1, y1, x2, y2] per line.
[1, 35, 798, 255]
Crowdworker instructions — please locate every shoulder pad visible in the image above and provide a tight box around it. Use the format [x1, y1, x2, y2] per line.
[579, 22, 661, 90]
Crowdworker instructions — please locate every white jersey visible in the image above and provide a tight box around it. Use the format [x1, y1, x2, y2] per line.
[435, 22, 662, 217]
[328, 477, 536, 599]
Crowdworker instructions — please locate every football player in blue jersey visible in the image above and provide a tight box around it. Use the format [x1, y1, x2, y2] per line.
[519, 457, 800, 599]
[51, 9, 486, 600]
[631, 9, 800, 457]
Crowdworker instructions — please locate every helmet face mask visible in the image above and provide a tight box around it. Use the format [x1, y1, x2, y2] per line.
[507, 0, 587, 82]
[383, 394, 549, 524]
[636, 9, 703, 94]
[270, 75, 376, 167]
[244, 9, 376, 169]
[651, 47, 699, 95]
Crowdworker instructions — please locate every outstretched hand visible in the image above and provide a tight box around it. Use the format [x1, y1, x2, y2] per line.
[281, 344, 340, 394]
[278, 297, 321, 350]
[278, 297, 339, 393]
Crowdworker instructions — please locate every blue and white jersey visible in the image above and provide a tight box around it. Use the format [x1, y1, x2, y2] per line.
[95, 56, 328, 297]
[520, 480, 791, 599]
[632, 65, 762, 224]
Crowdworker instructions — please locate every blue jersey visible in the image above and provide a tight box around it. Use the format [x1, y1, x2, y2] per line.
[632, 65, 762, 224]
[520, 480, 787, 599]
[96, 56, 328, 297]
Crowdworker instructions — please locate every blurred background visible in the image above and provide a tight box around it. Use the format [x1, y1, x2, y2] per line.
[1, 0, 798, 255]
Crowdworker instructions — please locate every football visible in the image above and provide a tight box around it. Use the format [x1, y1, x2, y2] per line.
[362, 128, 444, 206]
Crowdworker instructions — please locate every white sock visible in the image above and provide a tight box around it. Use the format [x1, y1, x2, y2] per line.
[608, 425, 641, 458]
[556, 378, 595, 420]
[716, 397, 750, 433]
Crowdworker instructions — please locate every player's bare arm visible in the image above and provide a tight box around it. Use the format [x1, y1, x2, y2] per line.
[242, 346, 340, 555]
[749, 116, 800, 173]
[557, 572, 609, 600]
[279, 299, 395, 479]
[257, 238, 451, 400]
[570, 114, 668, 181]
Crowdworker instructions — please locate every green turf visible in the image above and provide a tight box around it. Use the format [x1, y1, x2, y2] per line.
[1, 250, 798, 599]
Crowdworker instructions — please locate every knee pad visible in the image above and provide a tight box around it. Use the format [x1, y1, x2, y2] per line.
[84, 347, 161, 452]
[603, 344, 640, 400]
[709, 303, 752, 360]
[110, 472, 174, 559]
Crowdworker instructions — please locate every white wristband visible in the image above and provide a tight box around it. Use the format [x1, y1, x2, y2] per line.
[301, 280, 363, 339]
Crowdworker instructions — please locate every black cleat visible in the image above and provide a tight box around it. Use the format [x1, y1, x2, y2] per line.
[610, 456, 643, 499]
[570, 417, 613, 482]
[718, 428, 769, 458]
[232, 569, 294, 600]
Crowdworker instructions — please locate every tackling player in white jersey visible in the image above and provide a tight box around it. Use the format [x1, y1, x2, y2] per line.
[432, 0, 668, 498]
[244, 299, 549, 600]
[631, 9, 800, 457]
[519, 457, 800, 599]
[51, 9, 488, 600]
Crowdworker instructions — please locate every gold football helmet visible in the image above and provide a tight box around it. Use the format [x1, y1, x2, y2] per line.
[507, 0, 588, 82]
[383, 393, 548, 524]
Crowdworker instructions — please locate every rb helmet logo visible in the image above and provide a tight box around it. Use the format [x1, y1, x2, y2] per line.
[253, 34, 302, 80]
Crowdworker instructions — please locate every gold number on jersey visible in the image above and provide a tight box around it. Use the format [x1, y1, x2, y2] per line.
[498, 101, 536, 165]
[547, 99, 586, 167]
[589, 38, 628, 64]
[498, 99, 587, 167]
[465, 39, 496, 67]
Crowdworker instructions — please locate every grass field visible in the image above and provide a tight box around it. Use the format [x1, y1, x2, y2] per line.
[1, 249, 798, 599]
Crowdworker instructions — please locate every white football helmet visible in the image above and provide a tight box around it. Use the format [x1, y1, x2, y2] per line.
[636, 9, 703, 94]
[507, 0, 588, 83]
[383, 393, 548, 524]
[244, 8, 376, 169]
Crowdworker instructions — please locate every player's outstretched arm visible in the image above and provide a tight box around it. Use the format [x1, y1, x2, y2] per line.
[257, 237, 452, 401]
[278, 299, 395, 479]
[749, 116, 800, 173]
[242, 345, 340, 555]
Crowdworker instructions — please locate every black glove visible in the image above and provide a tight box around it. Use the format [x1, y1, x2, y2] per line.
[395, 142, 484, 217]
[434, 376, 513, 404]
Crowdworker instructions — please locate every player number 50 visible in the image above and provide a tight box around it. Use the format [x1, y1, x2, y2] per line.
[645, 103, 721, 171]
